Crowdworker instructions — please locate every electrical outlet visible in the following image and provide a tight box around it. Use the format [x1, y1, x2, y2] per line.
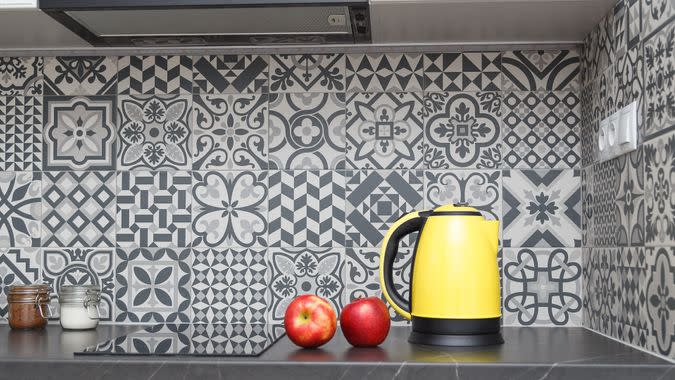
[596, 101, 638, 162]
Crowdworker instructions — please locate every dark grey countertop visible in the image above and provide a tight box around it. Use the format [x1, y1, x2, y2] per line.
[0, 325, 672, 380]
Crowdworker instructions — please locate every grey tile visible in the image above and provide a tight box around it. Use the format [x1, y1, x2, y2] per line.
[345, 53, 423, 92]
[43, 56, 117, 95]
[193, 54, 268, 94]
[645, 246, 675, 359]
[593, 159, 618, 247]
[643, 21, 675, 139]
[0, 172, 42, 248]
[424, 52, 501, 91]
[582, 165, 595, 247]
[501, 50, 580, 91]
[424, 170, 501, 220]
[0, 57, 43, 96]
[585, 247, 621, 337]
[269, 54, 345, 93]
[616, 246, 649, 349]
[0, 96, 42, 171]
[645, 128, 675, 246]
[0, 248, 41, 318]
[642, 0, 675, 37]
[614, 147, 645, 246]
[118, 56, 193, 95]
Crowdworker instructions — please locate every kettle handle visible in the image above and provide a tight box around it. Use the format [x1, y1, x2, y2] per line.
[379, 211, 426, 321]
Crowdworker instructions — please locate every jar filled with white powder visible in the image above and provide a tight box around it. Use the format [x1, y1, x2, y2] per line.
[58, 285, 101, 330]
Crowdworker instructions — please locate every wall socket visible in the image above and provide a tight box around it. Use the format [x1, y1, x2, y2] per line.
[597, 101, 638, 162]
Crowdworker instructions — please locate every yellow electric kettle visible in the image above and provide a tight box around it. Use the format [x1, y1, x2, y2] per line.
[379, 203, 503, 346]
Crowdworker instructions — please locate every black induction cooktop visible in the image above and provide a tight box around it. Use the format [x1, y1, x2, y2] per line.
[77, 324, 285, 357]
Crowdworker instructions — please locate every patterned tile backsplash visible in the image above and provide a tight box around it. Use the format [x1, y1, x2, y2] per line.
[0, 48, 584, 330]
[580, 0, 674, 361]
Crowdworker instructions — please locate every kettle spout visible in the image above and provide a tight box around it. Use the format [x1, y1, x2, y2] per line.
[483, 220, 500, 255]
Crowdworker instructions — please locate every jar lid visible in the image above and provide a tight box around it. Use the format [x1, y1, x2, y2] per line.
[7, 284, 51, 303]
[59, 285, 101, 304]
[8, 284, 51, 294]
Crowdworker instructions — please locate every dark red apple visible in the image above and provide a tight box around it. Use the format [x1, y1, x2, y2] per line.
[340, 297, 391, 347]
[284, 294, 337, 349]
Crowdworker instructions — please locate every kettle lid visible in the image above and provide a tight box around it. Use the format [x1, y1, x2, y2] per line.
[430, 202, 485, 218]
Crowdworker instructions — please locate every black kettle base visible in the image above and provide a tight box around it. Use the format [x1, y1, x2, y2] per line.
[408, 331, 504, 347]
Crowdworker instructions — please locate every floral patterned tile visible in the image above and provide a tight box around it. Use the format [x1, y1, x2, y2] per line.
[267, 247, 346, 324]
[43, 96, 116, 171]
[584, 247, 621, 337]
[0, 248, 41, 318]
[117, 95, 192, 170]
[269, 54, 345, 93]
[645, 246, 675, 359]
[268, 93, 345, 169]
[642, 0, 674, 37]
[43, 56, 117, 95]
[192, 171, 267, 248]
[643, 21, 675, 139]
[115, 247, 191, 323]
[422, 92, 502, 169]
[346, 92, 424, 169]
[0, 57, 43, 96]
[614, 147, 645, 246]
[645, 128, 675, 246]
[424, 170, 501, 220]
[0, 172, 42, 248]
[617, 246, 649, 349]
[192, 94, 267, 170]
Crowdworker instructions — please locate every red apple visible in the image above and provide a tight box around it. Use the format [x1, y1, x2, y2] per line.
[284, 294, 337, 348]
[340, 297, 390, 347]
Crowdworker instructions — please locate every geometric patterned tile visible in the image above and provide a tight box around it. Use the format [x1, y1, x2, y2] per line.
[345, 170, 424, 248]
[643, 21, 675, 139]
[115, 248, 191, 323]
[645, 246, 675, 359]
[268, 93, 346, 169]
[583, 11, 615, 84]
[503, 248, 582, 326]
[117, 95, 192, 170]
[613, 0, 628, 57]
[645, 128, 675, 246]
[423, 52, 501, 91]
[501, 50, 580, 91]
[267, 247, 345, 324]
[642, 0, 675, 37]
[585, 247, 621, 337]
[0, 57, 43, 96]
[41, 248, 115, 321]
[345, 53, 423, 92]
[617, 246, 649, 349]
[580, 85, 598, 167]
[118, 56, 193, 95]
[593, 159, 618, 247]
[268, 170, 344, 247]
[0, 172, 41, 248]
[193, 55, 268, 94]
[502, 91, 581, 169]
[626, 0, 642, 50]
[43, 96, 116, 171]
[615, 45, 644, 135]
[346, 92, 424, 169]
[582, 165, 595, 247]
[192, 171, 268, 248]
[42, 171, 115, 248]
[269, 54, 345, 93]
[192, 94, 268, 170]
[424, 170, 501, 220]
[423, 92, 502, 169]
[191, 248, 267, 324]
[0, 96, 42, 171]
[502, 169, 581, 248]
[345, 247, 412, 324]
[614, 147, 645, 246]
[116, 171, 192, 248]
[43, 56, 117, 95]
[0, 248, 41, 318]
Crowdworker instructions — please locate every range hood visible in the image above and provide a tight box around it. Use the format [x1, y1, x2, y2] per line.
[39, 0, 371, 47]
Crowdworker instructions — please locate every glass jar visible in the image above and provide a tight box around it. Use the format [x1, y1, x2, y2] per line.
[58, 285, 101, 330]
[6, 284, 53, 330]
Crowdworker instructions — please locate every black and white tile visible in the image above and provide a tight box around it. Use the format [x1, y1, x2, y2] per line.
[192, 171, 268, 248]
[42, 171, 115, 248]
[268, 93, 345, 169]
[615, 45, 644, 130]
[346, 92, 424, 169]
[115, 248, 191, 323]
[117, 95, 191, 170]
[118, 56, 193, 95]
[346, 247, 412, 324]
[42, 248, 114, 321]
[503, 248, 582, 326]
[614, 0, 628, 57]
[422, 92, 502, 169]
[269, 54, 345, 93]
[345, 53, 423, 92]
[268, 170, 345, 247]
[584, 247, 621, 337]
[0, 96, 42, 171]
[44, 56, 117, 95]
[643, 21, 675, 138]
[617, 246, 649, 349]
[267, 247, 345, 324]
[626, 0, 642, 50]
[0, 57, 43, 95]
[345, 170, 424, 248]
[501, 50, 580, 91]
[424, 53, 501, 91]
[502, 169, 581, 248]
[43, 96, 116, 171]
[614, 147, 645, 246]
[645, 128, 675, 246]
[593, 159, 618, 247]
[116, 171, 192, 248]
[582, 165, 595, 247]
[424, 170, 501, 220]
[193, 55, 268, 94]
[192, 94, 267, 170]
[645, 246, 675, 358]
[191, 248, 267, 324]
[0, 172, 41, 248]
[0, 248, 40, 318]
[642, 0, 675, 37]
[502, 91, 581, 169]
[580, 86, 598, 167]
